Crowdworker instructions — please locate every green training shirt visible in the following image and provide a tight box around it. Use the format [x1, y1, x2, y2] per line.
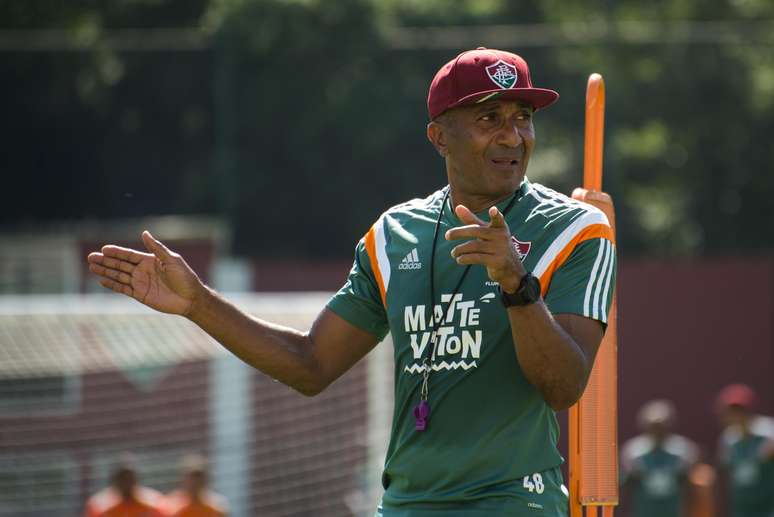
[328, 180, 617, 513]
[722, 432, 774, 517]
[621, 435, 697, 517]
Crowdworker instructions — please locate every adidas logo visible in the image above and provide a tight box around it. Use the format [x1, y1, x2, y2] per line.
[398, 248, 422, 270]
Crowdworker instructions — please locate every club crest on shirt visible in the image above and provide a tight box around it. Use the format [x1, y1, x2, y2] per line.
[511, 236, 531, 260]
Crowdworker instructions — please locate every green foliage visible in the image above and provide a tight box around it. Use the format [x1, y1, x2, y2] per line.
[2, 0, 774, 257]
[205, 0, 442, 256]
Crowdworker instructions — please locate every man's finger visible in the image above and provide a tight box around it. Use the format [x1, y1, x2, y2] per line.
[87, 252, 104, 264]
[100, 246, 147, 265]
[455, 205, 486, 226]
[454, 253, 495, 267]
[446, 225, 497, 241]
[489, 206, 508, 229]
[95, 255, 135, 274]
[99, 277, 134, 297]
[450, 240, 495, 258]
[142, 231, 173, 261]
[90, 263, 133, 285]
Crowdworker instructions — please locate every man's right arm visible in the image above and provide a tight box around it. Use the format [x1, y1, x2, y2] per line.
[87, 230, 383, 397]
[188, 289, 379, 395]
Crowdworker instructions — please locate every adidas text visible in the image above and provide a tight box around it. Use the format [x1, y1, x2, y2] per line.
[398, 248, 422, 270]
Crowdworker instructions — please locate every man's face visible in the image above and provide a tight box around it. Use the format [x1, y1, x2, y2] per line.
[114, 469, 137, 499]
[183, 471, 206, 494]
[720, 404, 750, 429]
[431, 99, 535, 199]
[644, 421, 670, 441]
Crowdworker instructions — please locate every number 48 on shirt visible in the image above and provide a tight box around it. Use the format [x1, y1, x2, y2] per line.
[523, 473, 545, 494]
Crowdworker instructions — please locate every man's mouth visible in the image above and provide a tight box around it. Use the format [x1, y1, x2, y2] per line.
[490, 157, 520, 169]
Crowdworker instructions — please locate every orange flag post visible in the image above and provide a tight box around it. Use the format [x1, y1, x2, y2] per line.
[568, 73, 619, 517]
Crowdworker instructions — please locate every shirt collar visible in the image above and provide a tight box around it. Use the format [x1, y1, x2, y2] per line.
[443, 177, 530, 223]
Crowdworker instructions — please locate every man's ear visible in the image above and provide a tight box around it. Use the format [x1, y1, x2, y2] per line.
[427, 120, 449, 158]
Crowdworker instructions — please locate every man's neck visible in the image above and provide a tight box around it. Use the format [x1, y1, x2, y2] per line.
[187, 490, 203, 503]
[448, 186, 519, 214]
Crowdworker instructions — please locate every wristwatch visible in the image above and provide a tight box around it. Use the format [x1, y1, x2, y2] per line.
[499, 273, 541, 307]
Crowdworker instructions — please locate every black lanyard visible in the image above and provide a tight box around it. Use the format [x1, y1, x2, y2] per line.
[413, 185, 522, 431]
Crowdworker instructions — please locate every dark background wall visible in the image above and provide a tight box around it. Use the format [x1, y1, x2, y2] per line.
[616, 257, 774, 462]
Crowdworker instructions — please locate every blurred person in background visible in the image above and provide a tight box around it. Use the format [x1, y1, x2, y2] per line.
[621, 399, 699, 517]
[84, 453, 165, 517]
[162, 453, 228, 517]
[716, 383, 774, 517]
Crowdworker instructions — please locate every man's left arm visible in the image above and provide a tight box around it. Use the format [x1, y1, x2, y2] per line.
[447, 204, 615, 410]
[505, 301, 603, 410]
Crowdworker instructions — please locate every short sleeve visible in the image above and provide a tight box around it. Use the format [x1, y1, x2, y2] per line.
[327, 239, 390, 340]
[544, 237, 616, 324]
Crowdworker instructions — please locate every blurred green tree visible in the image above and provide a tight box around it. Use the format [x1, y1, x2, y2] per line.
[1, 0, 773, 257]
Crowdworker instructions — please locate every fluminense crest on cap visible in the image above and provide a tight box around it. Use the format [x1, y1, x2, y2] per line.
[486, 60, 518, 89]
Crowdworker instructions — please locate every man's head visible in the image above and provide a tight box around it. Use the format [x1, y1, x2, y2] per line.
[426, 48, 558, 200]
[637, 399, 676, 442]
[716, 383, 756, 430]
[111, 453, 139, 500]
[180, 453, 208, 496]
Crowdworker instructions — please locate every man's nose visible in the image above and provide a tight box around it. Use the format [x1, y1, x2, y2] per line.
[496, 121, 523, 148]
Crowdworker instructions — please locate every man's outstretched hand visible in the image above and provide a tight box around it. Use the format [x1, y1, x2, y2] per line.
[87, 231, 205, 316]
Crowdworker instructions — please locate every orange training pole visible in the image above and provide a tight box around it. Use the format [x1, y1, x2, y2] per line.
[583, 73, 605, 192]
[569, 73, 619, 517]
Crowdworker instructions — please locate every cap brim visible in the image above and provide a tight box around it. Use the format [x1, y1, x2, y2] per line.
[454, 87, 559, 112]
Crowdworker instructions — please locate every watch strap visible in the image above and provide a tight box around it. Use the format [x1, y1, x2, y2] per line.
[499, 273, 541, 307]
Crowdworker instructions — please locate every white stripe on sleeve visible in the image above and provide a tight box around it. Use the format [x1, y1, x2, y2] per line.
[598, 244, 616, 323]
[583, 239, 607, 318]
[592, 241, 612, 320]
[374, 218, 390, 293]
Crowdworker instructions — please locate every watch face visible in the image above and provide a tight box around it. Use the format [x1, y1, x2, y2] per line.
[500, 274, 541, 306]
[525, 275, 541, 301]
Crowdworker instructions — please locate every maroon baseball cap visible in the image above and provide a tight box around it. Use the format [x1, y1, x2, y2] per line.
[427, 47, 559, 120]
[716, 383, 757, 411]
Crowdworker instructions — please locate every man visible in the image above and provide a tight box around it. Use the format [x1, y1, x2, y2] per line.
[716, 384, 774, 517]
[87, 48, 616, 516]
[84, 454, 165, 517]
[161, 454, 228, 517]
[621, 400, 699, 517]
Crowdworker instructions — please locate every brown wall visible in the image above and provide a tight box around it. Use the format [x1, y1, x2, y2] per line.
[251, 259, 351, 292]
[603, 257, 773, 517]
[617, 257, 774, 464]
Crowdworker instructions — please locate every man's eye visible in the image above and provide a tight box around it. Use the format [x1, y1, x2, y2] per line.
[480, 113, 498, 122]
